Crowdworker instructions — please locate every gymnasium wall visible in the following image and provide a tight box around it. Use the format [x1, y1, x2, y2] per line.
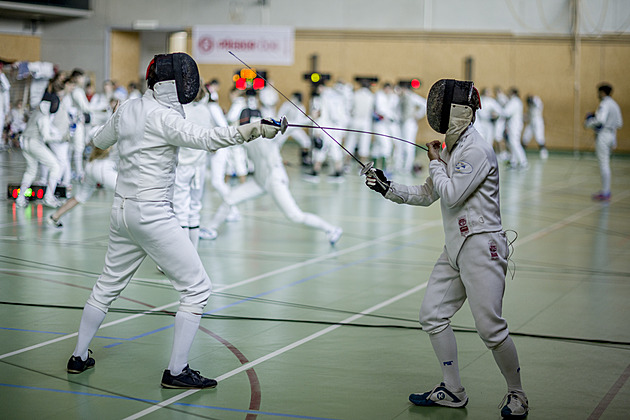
[198, 30, 630, 153]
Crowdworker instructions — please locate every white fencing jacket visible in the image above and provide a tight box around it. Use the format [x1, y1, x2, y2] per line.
[92, 81, 246, 202]
[384, 125, 502, 266]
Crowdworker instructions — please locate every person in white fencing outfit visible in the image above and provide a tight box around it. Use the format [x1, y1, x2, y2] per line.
[522, 95, 548, 160]
[274, 91, 312, 165]
[344, 79, 375, 166]
[503, 87, 528, 170]
[65, 53, 280, 389]
[172, 83, 213, 250]
[47, 144, 118, 228]
[395, 81, 427, 174]
[365, 79, 529, 419]
[208, 111, 343, 245]
[584, 83, 623, 202]
[372, 82, 401, 172]
[473, 88, 502, 149]
[15, 76, 66, 208]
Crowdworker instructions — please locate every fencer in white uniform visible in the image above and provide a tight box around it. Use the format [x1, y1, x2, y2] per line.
[344, 80, 375, 164]
[395, 82, 426, 174]
[172, 85, 213, 249]
[522, 95, 548, 160]
[503, 88, 528, 170]
[473, 88, 502, 148]
[372, 82, 401, 171]
[68, 69, 92, 179]
[208, 115, 343, 245]
[306, 82, 347, 181]
[66, 53, 280, 389]
[366, 79, 528, 419]
[48, 144, 118, 228]
[16, 83, 65, 208]
[274, 92, 312, 158]
[585, 83, 623, 201]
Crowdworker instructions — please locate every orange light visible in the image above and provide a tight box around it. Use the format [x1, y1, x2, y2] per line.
[240, 68, 256, 79]
[232, 74, 240, 83]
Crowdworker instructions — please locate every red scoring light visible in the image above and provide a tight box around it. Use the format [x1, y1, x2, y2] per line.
[252, 77, 265, 90]
[37, 189, 44, 199]
[12, 189, 18, 199]
[235, 78, 247, 90]
[411, 79, 421, 89]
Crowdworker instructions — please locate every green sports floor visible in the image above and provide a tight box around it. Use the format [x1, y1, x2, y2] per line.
[1, 143, 629, 420]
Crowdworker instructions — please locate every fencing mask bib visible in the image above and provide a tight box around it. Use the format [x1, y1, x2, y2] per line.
[146, 53, 200, 105]
[427, 79, 481, 151]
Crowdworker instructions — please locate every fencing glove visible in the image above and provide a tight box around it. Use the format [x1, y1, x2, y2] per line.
[365, 168, 390, 196]
[237, 119, 281, 142]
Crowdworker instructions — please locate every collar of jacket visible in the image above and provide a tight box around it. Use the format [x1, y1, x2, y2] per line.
[152, 80, 185, 118]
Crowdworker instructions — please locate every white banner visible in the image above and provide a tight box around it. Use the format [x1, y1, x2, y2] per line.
[192, 25, 294, 66]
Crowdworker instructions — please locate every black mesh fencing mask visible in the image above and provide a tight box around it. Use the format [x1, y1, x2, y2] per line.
[147, 53, 200, 105]
[427, 79, 481, 134]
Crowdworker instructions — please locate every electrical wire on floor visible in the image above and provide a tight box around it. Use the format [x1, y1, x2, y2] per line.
[1, 300, 629, 349]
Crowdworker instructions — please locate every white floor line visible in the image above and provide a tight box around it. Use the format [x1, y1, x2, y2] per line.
[0, 222, 437, 361]
[123, 281, 429, 420]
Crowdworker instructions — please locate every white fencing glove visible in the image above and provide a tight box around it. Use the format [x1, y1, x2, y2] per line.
[237, 119, 281, 141]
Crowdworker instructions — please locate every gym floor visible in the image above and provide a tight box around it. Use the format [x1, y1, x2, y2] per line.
[1, 142, 629, 420]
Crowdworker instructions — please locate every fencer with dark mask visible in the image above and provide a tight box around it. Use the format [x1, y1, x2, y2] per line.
[66, 53, 280, 389]
[365, 79, 529, 419]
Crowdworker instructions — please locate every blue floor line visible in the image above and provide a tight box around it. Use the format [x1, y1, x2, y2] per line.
[0, 383, 340, 420]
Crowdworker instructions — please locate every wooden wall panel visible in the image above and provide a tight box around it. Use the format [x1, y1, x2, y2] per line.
[190, 30, 630, 152]
[0, 33, 40, 62]
[110, 30, 140, 90]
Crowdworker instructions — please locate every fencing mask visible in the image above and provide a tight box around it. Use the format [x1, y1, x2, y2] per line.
[41, 91, 60, 114]
[146, 53, 200, 105]
[427, 79, 481, 151]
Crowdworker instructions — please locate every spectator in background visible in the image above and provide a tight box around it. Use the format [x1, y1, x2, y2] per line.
[522, 95, 548, 160]
[584, 83, 623, 201]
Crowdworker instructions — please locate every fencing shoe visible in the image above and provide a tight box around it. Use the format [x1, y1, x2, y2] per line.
[47, 214, 63, 228]
[67, 349, 95, 373]
[161, 365, 217, 389]
[409, 382, 468, 408]
[499, 391, 529, 418]
[199, 227, 218, 240]
[15, 196, 27, 208]
[42, 195, 61, 208]
[326, 227, 343, 246]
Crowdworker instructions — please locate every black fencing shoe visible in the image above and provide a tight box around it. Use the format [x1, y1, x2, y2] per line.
[161, 365, 218, 389]
[67, 349, 95, 373]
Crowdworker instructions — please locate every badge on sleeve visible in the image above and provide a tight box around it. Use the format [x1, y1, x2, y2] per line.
[454, 161, 473, 174]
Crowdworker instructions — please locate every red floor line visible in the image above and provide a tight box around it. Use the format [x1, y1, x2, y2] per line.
[587, 362, 630, 419]
[198, 325, 261, 420]
[6, 269, 261, 416]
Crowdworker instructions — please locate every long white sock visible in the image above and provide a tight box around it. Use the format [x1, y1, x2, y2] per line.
[492, 336, 523, 392]
[73, 303, 107, 360]
[429, 326, 463, 391]
[167, 311, 201, 376]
